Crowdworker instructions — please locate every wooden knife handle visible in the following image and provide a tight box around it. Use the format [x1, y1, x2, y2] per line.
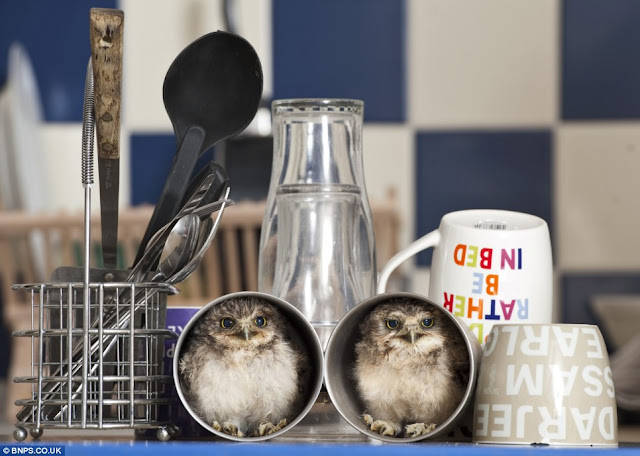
[90, 8, 124, 160]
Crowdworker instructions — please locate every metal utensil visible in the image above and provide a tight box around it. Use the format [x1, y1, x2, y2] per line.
[169, 186, 231, 284]
[137, 213, 200, 284]
[131, 163, 229, 269]
[90, 8, 124, 268]
[178, 162, 229, 214]
[134, 31, 262, 264]
[80, 57, 95, 428]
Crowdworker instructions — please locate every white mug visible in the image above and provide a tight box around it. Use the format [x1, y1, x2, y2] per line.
[378, 209, 553, 344]
[473, 324, 617, 446]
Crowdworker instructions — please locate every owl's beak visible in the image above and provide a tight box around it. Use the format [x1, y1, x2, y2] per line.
[403, 328, 418, 344]
[238, 326, 253, 341]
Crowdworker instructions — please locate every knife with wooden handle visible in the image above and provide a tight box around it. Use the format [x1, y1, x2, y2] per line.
[90, 8, 123, 269]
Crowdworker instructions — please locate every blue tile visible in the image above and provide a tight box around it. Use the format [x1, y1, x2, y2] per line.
[563, 0, 640, 119]
[130, 134, 177, 206]
[272, 0, 405, 122]
[0, 0, 117, 122]
[130, 134, 220, 206]
[415, 130, 552, 266]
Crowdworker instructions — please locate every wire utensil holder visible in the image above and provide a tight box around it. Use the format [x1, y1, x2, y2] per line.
[12, 59, 178, 441]
[12, 280, 178, 440]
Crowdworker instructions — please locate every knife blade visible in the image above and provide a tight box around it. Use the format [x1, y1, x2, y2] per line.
[90, 8, 124, 269]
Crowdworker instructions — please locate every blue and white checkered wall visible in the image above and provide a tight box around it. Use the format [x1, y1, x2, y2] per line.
[3, 0, 640, 337]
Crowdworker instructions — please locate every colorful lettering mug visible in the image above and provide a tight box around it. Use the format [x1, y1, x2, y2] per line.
[377, 209, 553, 343]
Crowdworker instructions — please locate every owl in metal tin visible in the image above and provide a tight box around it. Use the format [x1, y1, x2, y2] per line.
[178, 296, 308, 437]
[353, 298, 470, 438]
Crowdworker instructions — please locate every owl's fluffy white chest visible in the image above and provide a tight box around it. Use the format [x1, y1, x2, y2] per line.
[355, 351, 461, 425]
[191, 342, 299, 434]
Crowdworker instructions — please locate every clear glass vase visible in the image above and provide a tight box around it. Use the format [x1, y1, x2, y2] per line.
[258, 99, 376, 347]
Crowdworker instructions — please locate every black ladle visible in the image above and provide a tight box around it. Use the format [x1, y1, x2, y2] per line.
[134, 31, 262, 264]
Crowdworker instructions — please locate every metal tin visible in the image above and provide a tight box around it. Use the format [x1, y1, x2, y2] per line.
[324, 292, 482, 443]
[172, 291, 324, 441]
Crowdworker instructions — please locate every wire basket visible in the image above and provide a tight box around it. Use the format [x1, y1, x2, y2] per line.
[11, 274, 179, 441]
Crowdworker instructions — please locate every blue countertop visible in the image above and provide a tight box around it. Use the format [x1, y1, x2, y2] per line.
[1, 441, 639, 456]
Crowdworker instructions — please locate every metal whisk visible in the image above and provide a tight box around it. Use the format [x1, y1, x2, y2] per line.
[80, 57, 95, 428]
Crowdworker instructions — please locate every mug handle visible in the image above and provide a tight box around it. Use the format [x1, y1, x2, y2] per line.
[377, 229, 441, 294]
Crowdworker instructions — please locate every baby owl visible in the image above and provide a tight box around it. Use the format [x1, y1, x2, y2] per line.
[178, 296, 308, 437]
[354, 298, 470, 438]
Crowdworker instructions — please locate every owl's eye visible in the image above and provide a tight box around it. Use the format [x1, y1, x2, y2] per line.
[220, 317, 235, 329]
[386, 319, 400, 330]
[254, 316, 267, 327]
[421, 318, 434, 328]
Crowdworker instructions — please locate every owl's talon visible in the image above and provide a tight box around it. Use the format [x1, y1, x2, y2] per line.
[362, 413, 374, 426]
[254, 421, 275, 436]
[361, 414, 400, 436]
[404, 422, 436, 438]
[220, 422, 243, 437]
[253, 418, 288, 436]
[211, 421, 222, 432]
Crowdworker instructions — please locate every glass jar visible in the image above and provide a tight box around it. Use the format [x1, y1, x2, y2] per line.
[258, 99, 376, 346]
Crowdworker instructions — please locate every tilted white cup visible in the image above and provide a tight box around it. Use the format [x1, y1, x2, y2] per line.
[473, 324, 618, 446]
[378, 209, 553, 344]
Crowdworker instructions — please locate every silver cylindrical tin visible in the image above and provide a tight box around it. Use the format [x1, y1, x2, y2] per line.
[173, 291, 324, 441]
[324, 292, 482, 443]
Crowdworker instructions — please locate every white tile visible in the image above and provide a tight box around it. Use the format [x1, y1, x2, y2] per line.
[362, 124, 417, 287]
[120, 0, 271, 131]
[235, 0, 272, 99]
[408, 0, 557, 128]
[555, 123, 640, 270]
[410, 266, 431, 297]
[120, 0, 208, 131]
[363, 124, 415, 252]
[41, 123, 130, 212]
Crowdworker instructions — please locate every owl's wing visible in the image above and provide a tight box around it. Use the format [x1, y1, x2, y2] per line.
[282, 326, 312, 399]
[451, 343, 471, 388]
[176, 335, 205, 394]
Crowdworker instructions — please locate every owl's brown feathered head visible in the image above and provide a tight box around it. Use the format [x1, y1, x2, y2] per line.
[190, 296, 286, 351]
[359, 298, 459, 358]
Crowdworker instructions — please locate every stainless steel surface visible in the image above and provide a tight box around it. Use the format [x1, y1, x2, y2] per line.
[191, 198, 234, 218]
[133, 173, 214, 272]
[129, 213, 200, 284]
[171, 291, 324, 441]
[324, 292, 482, 443]
[153, 214, 200, 282]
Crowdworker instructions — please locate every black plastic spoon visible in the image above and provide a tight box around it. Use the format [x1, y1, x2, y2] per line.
[134, 31, 262, 264]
